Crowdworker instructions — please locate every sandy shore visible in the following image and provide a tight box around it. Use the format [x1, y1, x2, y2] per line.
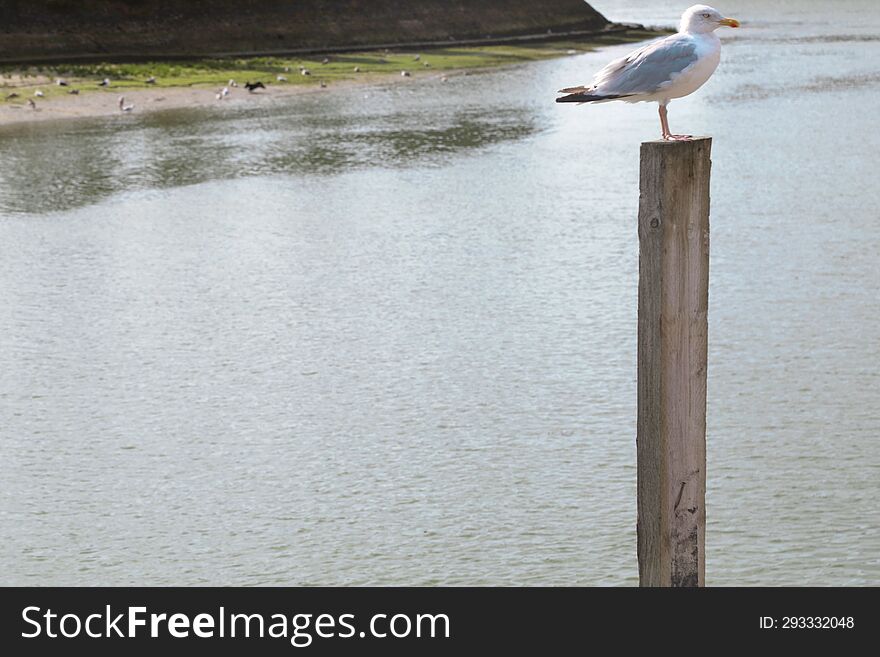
[0, 73, 425, 126]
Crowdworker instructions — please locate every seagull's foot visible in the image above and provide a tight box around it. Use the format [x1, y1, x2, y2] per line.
[662, 133, 693, 141]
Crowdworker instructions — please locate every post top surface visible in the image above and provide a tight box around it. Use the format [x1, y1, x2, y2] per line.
[642, 136, 712, 146]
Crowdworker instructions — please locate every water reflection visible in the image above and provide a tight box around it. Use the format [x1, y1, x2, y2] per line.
[0, 94, 536, 215]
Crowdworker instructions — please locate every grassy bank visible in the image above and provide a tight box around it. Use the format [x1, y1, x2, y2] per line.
[1, 31, 661, 106]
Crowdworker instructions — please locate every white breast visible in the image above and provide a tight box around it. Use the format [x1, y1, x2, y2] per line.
[661, 34, 721, 101]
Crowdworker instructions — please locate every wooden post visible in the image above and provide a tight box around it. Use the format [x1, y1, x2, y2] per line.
[637, 137, 711, 587]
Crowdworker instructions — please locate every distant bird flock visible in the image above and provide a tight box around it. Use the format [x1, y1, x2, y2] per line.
[4, 55, 443, 115]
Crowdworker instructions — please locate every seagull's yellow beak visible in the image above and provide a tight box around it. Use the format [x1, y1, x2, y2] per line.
[719, 17, 741, 28]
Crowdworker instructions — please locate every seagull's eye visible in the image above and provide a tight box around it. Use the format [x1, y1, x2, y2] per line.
[703, 13, 711, 18]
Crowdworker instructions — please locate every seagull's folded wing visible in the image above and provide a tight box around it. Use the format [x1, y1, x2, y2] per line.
[593, 34, 699, 96]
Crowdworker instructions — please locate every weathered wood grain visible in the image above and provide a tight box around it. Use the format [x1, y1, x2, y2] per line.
[637, 137, 711, 587]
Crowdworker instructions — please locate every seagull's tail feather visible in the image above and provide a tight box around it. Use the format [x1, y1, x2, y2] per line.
[556, 90, 630, 104]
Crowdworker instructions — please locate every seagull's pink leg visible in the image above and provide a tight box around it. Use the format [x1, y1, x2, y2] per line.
[659, 104, 670, 138]
[658, 104, 692, 141]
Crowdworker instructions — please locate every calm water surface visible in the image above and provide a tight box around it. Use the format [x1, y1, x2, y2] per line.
[1, 0, 878, 585]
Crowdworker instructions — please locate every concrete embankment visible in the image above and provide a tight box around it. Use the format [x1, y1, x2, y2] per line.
[0, 0, 614, 63]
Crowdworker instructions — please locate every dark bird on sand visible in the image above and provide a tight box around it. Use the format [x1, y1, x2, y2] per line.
[6, 92, 19, 100]
[27, 98, 36, 109]
[68, 89, 80, 95]
[245, 81, 266, 93]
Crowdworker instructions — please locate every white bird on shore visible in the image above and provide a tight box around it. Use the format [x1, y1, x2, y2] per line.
[277, 75, 288, 82]
[145, 76, 156, 84]
[216, 86, 230, 100]
[56, 78, 68, 86]
[401, 70, 411, 77]
[300, 68, 310, 76]
[118, 96, 134, 112]
[98, 78, 111, 87]
[228, 79, 238, 87]
[34, 89, 44, 97]
[556, 5, 740, 140]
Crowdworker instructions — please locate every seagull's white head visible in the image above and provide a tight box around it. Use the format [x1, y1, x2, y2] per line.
[680, 5, 740, 34]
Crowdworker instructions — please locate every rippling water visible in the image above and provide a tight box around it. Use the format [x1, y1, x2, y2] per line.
[1, 0, 878, 585]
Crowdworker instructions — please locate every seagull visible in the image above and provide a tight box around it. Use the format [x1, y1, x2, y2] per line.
[98, 78, 111, 87]
[118, 96, 134, 112]
[401, 70, 411, 77]
[277, 75, 288, 82]
[353, 66, 360, 73]
[216, 87, 230, 100]
[228, 79, 238, 87]
[556, 5, 739, 141]
[145, 76, 157, 84]
[322, 57, 330, 65]
[300, 68, 311, 76]
[56, 78, 68, 86]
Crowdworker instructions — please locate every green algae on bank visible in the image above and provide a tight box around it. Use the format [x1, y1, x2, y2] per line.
[0, 31, 661, 106]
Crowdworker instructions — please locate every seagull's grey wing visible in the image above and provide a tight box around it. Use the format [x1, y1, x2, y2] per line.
[593, 35, 699, 96]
